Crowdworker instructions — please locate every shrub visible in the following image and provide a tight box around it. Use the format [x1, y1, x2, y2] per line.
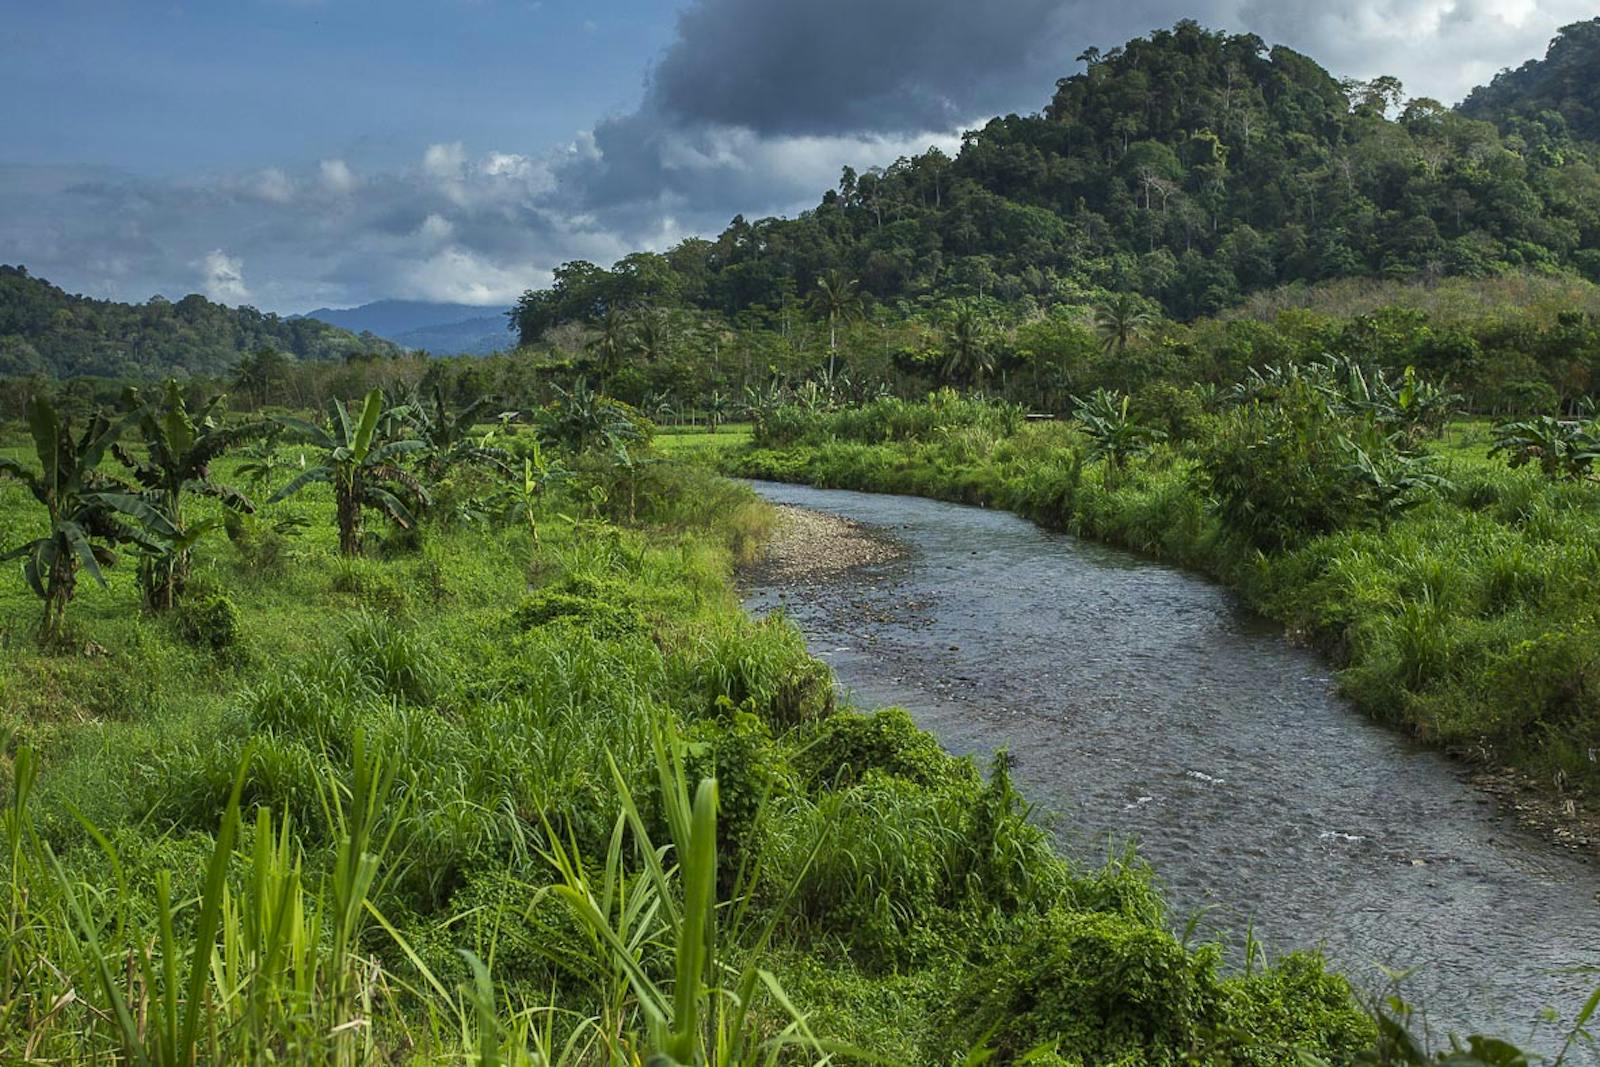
[511, 580, 648, 641]
[175, 594, 242, 654]
[1202, 384, 1365, 550]
[937, 906, 1222, 1064]
[801, 707, 976, 790]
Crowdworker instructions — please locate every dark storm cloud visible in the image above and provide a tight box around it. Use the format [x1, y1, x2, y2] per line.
[647, 0, 1073, 136]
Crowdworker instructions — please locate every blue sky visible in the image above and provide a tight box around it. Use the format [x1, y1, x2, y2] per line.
[4, 1, 669, 174]
[1, 0, 1594, 313]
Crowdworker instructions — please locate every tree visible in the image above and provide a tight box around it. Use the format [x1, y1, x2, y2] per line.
[0, 396, 168, 640]
[940, 303, 995, 389]
[233, 347, 292, 408]
[271, 389, 427, 556]
[629, 307, 672, 367]
[544, 379, 644, 454]
[588, 308, 634, 391]
[113, 380, 261, 610]
[808, 270, 863, 378]
[1092, 293, 1159, 355]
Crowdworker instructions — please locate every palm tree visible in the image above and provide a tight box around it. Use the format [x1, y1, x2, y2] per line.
[589, 307, 634, 391]
[941, 303, 994, 389]
[808, 269, 863, 378]
[1092, 293, 1158, 355]
[629, 307, 672, 366]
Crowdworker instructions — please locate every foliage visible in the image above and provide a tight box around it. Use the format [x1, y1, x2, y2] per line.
[114, 379, 261, 609]
[0, 395, 165, 639]
[1490, 414, 1600, 480]
[400, 382, 511, 479]
[1073, 387, 1166, 472]
[1460, 18, 1600, 143]
[542, 378, 649, 454]
[271, 388, 428, 556]
[508, 19, 1600, 353]
[0, 434, 1397, 1064]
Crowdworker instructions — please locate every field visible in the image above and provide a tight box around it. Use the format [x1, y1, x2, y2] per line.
[653, 422, 755, 457]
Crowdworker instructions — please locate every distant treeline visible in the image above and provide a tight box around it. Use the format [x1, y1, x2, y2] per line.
[0, 265, 403, 380]
[8, 275, 1600, 427]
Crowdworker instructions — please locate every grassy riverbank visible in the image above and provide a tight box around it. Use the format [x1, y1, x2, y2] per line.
[726, 397, 1600, 814]
[0, 422, 1382, 1064]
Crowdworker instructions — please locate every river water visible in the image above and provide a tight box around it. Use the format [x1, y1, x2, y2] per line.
[742, 480, 1600, 1055]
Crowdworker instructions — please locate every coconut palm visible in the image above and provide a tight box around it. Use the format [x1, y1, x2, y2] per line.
[589, 307, 635, 391]
[1091, 293, 1158, 355]
[808, 269, 863, 377]
[630, 307, 672, 367]
[940, 303, 995, 389]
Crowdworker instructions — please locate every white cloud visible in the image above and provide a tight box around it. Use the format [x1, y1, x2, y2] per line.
[198, 249, 250, 303]
[482, 151, 531, 178]
[422, 142, 467, 179]
[417, 213, 455, 242]
[396, 247, 547, 304]
[320, 158, 357, 193]
[253, 168, 294, 203]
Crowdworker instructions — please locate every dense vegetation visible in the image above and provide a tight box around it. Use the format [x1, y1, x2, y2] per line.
[1462, 18, 1600, 144]
[0, 388, 1421, 1064]
[5, 16, 1600, 1062]
[0, 265, 403, 380]
[510, 20, 1600, 351]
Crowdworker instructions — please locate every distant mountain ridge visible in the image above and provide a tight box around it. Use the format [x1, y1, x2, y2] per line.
[298, 299, 512, 355]
[0, 265, 404, 380]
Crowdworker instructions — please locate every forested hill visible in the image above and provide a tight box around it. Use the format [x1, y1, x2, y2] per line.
[0, 265, 405, 380]
[513, 20, 1600, 342]
[1461, 18, 1600, 144]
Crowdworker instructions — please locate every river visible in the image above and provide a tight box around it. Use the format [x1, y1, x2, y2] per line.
[742, 480, 1600, 1055]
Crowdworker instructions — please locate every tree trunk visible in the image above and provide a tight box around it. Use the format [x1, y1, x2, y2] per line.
[337, 474, 363, 556]
[43, 548, 76, 642]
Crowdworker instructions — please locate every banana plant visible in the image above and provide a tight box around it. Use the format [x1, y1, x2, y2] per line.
[503, 440, 569, 546]
[111, 379, 263, 610]
[409, 384, 511, 479]
[0, 396, 172, 640]
[270, 389, 427, 556]
[1072, 388, 1165, 475]
[1490, 414, 1600, 481]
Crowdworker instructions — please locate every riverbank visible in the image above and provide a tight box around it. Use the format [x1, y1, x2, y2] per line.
[739, 481, 1600, 1047]
[0, 442, 1379, 1063]
[724, 413, 1600, 855]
